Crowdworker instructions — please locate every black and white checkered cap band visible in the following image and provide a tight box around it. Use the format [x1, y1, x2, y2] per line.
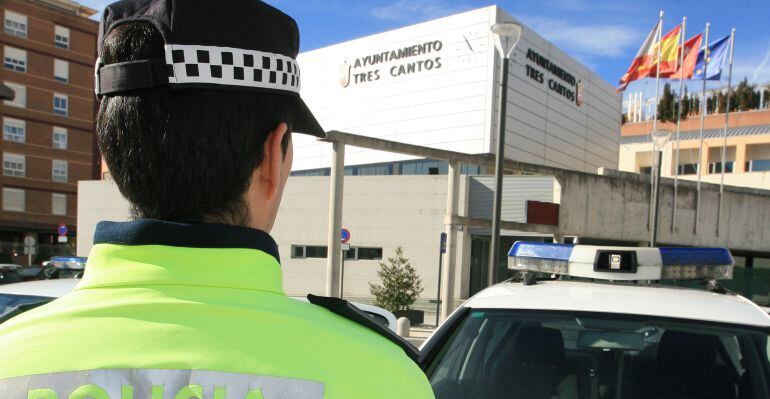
[165, 44, 301, 93]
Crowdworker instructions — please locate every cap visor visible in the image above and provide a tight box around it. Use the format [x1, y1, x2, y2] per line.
[292, 96, 326, 138]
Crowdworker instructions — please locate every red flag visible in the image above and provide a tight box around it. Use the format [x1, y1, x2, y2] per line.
[666, 33, 703, 79]
[618, 23, 681, 91]
[618, 22, 660, 92]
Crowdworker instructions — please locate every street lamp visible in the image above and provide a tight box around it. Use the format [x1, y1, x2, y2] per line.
[488, 21, 523, 288]
[650, 129, 672, 247]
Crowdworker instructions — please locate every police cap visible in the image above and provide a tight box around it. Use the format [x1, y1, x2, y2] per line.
[95, 0, 325, 137]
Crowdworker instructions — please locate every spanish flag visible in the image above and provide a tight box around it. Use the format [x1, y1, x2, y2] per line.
[666, 33, 703, 80]
[618, 23, 682, 91]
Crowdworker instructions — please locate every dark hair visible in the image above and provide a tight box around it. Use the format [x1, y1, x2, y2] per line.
[97, 22, 291, 225]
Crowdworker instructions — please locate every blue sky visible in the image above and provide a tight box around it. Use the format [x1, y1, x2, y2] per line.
[82, 0, 770, 95]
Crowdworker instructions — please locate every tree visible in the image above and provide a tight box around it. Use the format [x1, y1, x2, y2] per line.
[369, 247, 424, 313]
[733, 78, 754, 111]
[717, 91, 727, 114]
[680, 88, 690, 120]
[656, 83, 675, 122]
[707, 95, 717, 114]
[693, 95, 700, 115]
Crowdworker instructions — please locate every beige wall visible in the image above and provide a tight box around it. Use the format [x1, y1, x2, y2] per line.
[273, 175, 469, 304]
[620, 134, 770, 190]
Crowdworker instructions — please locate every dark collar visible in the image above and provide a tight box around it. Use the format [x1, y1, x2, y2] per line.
[93, 219, 280, 264]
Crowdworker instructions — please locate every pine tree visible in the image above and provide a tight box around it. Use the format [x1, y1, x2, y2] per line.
[369, 247, 424, 313]
[693, 95, 701, 115]
[657, 83, 675, 122]
[681, 88, 690, 120]
[734, 78, 754, 111]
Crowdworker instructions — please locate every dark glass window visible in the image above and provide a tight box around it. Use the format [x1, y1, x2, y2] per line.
[305, 246, 328, 258]
[291, 245, 305, 259]
[357, 247, 383, 260]
[709, 161, 734, 174]
[677, 163, 699, 175]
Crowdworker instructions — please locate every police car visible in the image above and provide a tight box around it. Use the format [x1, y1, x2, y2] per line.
[419, 242, 770, 399]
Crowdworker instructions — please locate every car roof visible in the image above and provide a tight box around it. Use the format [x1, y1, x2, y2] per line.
[464, 280, 770, 328]
[0, 278, 79, 297]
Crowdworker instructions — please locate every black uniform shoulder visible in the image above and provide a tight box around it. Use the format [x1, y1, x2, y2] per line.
[306, 294, 418, 362]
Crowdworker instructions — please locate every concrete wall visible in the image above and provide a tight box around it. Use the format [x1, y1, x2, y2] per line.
[559, 169, 770, 252]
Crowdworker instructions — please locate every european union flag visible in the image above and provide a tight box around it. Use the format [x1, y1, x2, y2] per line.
[692, 35, 730, 80]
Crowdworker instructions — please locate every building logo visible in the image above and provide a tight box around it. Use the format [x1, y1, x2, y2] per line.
[339, 62, 351, 88]
[575, 80, 584, 107]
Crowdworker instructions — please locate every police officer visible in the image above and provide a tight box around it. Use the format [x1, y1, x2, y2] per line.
[0, 1, 435, 398]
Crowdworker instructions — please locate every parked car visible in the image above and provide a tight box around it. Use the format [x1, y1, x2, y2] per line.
[0, 279, 398, 332]
[420, 243, 770, 399]
[0, 264, 23, 285]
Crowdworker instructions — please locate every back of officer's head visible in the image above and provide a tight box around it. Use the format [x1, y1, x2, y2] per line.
[97, 22, 292, 226]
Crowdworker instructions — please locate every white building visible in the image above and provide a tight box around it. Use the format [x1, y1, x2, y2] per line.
[78, 6, 622, 318]
[293, 6, 620, 175]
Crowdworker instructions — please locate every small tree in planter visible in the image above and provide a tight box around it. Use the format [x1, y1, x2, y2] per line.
[369, 247, 424, 324]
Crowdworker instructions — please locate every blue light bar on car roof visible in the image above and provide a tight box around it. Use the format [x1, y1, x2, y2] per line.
[507, 242, 734, 281]
[508, 242, 574, 261]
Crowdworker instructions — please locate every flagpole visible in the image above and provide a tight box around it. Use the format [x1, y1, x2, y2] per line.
[694, 22, 710, 235]
[671, 16, 686, 232]
[716, 28, 735, 236]
[648, 10, 664, 241]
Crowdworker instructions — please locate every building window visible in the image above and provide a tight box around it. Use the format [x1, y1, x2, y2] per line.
[2, 188, 25, 212]
[53, 127, 68, 149]
[52, 159, 68, 183]
[344, 247, 384, 261]
[52, 193, 67, 216]
[639, 166, 652, 175]
[291, 245, 328, 259]
[291, 168, 330, 177]
[4, 46, 27, 72]
[3, 153, 25, 177]
[3, 82, 25, 107]
[54, 26, 70, 49]
[3, 117, 25, 143]
[4, 11, 27, 38]
[746, 160, 770, 173]
[54, 59, 69, 83]
[53, 94, 68, 116]
[677, 163, 699, 175]
[400, 159, 449, 175]
[708, 161, 734, 174]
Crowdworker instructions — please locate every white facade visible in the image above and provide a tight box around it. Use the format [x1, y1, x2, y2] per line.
[295, 6, 620, 173]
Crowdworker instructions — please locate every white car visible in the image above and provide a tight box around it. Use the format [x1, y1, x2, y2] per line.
[0, 279, 398, 332]
[420, 243, 770, 399]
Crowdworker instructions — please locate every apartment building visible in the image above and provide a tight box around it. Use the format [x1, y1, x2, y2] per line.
[1, 0, 97, 263]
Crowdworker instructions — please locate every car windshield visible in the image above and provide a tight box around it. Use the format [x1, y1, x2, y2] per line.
[0, 294, 53, 319]
[427, 309, 770, 399]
